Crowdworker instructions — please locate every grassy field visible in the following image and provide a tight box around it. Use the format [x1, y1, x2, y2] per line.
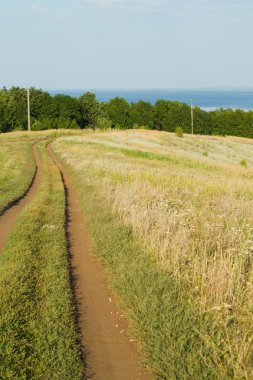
[0, 141, 83, 379]
[0, 129, 87, 213]
[0, 138, 35, 213]
[53, 130, 253, 379]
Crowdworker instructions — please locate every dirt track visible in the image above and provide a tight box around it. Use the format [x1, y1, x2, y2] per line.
[0, 144, 41, 253]
[0, 142, 152, 379]
[48, 144, 152, 380]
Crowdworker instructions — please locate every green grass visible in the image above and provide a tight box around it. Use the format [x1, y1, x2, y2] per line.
[0, 141, 35, 213]
[0, 142, 83, 379]
[119, 147, 220, 172]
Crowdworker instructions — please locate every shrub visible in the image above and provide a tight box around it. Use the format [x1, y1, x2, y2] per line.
[32, 119, 56, 130]
[240, 159, 247, 167]
[96, 116, 112, 130]
[32, 120, 44, 131]
[56, 118, 80, 129]
[175, 126, 183, 137]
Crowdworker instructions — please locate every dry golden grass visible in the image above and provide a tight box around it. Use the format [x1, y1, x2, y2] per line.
[53, 130, 253, 378]
[54, 131, 253, 310]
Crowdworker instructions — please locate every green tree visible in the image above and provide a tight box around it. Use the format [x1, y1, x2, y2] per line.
[30, 88, 57, 122]
[193, 107, 212, 135]
[0, 87, 11, 132]
[5, 87, 27, 130]
[105, 97, 131, 129]
[1, 85, 253, 138]
[154, 100, 190, 132]
[79, 92, 102, 128]
[131, 101, 154, 129]
[54, 94, 82, 124]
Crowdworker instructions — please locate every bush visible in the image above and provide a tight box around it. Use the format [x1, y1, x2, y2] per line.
[96, 116, 112, 130]
[32, 120, 44, 131]
[32, 119, 56, 131]
[56, 118, 80, 129]
[240, 159, 247, 167]
[175, 126, 184, 137]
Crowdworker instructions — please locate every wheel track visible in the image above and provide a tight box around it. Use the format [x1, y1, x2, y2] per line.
[47, 143, 152, 380]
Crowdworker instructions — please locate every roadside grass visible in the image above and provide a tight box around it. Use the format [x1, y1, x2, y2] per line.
[0, 141, 35, 213]
[53, 131, 253, 379]
[0, 141, 83, 379]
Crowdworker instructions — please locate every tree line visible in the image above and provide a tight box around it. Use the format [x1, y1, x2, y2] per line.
[1, 86, 253, 138]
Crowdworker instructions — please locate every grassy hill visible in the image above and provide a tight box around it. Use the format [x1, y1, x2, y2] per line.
[1, 129, 253, 378]
[53, 129, 253, 379]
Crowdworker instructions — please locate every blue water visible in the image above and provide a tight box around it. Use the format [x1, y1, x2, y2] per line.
[48, 89, 253, 111]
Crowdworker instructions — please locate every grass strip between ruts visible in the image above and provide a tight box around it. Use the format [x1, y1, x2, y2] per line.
[0, 142, 83, 379]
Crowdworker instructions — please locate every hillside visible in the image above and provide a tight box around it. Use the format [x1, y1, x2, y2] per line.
[0, 129, 253, 379]
[53, 130, 253, 379]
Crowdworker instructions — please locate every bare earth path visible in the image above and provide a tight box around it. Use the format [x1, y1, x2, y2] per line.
[0, 144, 41, 253]
[48, 144, 152, 380]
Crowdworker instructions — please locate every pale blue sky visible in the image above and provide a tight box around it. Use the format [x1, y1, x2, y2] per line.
[1, 0, 252, 89]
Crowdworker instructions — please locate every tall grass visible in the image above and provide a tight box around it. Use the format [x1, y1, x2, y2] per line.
[0, 141, 35, 213]
[0, 142, 83, 379]
[54, 131, 253, 378]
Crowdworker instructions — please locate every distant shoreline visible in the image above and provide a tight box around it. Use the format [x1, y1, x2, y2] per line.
[46, 89, 253, 111]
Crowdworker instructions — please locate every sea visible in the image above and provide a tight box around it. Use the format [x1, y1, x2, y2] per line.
[47, 89, 253, 111]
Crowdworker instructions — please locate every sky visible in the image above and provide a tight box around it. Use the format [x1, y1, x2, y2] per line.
[0, 0, 252, 90]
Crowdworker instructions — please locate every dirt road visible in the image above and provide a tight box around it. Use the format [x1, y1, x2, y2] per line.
[0, 141, 152, 379]
[48, 144, 152, 380]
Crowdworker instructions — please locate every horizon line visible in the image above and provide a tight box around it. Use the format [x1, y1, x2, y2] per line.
[44, 87, 253, 92]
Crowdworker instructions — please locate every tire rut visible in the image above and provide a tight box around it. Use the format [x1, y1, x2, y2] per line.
[47, 143, 152, 380]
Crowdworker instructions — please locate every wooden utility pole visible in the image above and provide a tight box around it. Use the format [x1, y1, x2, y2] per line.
[27, 89, 31, 132]
[191, 99, 194, 134]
